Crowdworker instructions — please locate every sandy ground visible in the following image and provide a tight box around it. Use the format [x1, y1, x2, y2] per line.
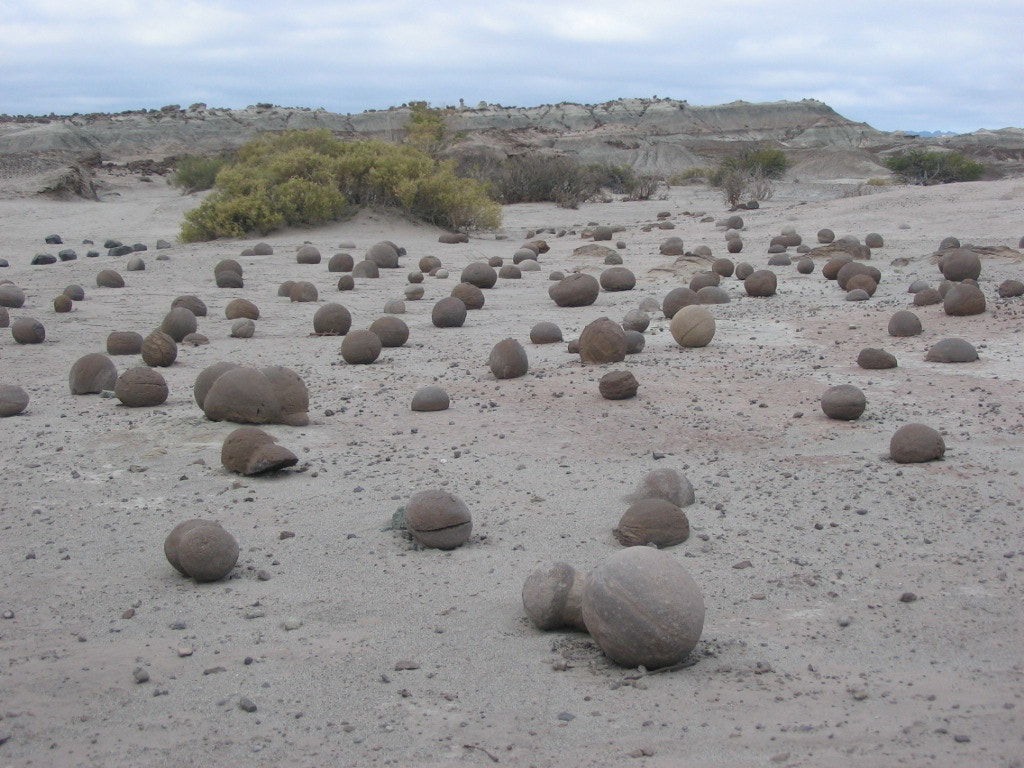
[0, 173, 1023, 768]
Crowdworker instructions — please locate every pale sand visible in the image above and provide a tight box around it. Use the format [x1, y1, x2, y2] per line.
[0, 172, 1022, 767]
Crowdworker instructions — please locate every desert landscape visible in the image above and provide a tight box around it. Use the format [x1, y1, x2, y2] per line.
[1, 106, 1023, 768]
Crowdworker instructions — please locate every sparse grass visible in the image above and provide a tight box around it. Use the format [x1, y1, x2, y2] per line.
[170, 153, 231, 193]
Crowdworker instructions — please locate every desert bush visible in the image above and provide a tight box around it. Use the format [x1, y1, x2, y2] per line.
[180, 129, 500, 241]
[710, 145, 788, 207]
[405, 101, 463, 158]
[668, 167, 712, 185]
[481, 154, 600, 208]
[171, 153, 231, 193]
[885, 149, 984, 185]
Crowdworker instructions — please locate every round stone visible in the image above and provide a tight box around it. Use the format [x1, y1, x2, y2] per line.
[845, 289, 870, 301]
[11, 317, 45, 344]
[69, 353, 117, 395]
[744, 270, 777, 297]
[661, 287, 699, 318]
[163, 519, 214, 575]
[367, 242, 400, 268]
[549, 273, 600, 307]
[488, 338, 528, 379]
[0, 385, 30, 417]
[578, 317, 627, 364]
[141, 331, 177, 367]
[820, 384, 866, 420]
[369, 316, 409, 347]
[624, 330, 645, 354]
[289, 281, 318, 302]
[857, 347, 898, 369]
[221, 426, 298, 476]
[352, 260, 380, 278]
[177, 524, 239, 582]
[846, 273, 877, 297]
[125, 257, 145, 271]
[340, 329, 382, 364]
[461, 262, 498, 289]
[599, 370, 639, 400]
[160, 307, 198, 342]
[172, 295, 207, 316]
[613, 498, 689, 547]
[865, 233, 884, 248]
[822, 257, 852, 281]
[670, 305, 715, 348]
[943, 283, 986, 316]
[0, 285, 26, 308]
[659, 237, 685, 256]
[796, 258, 815, 274]
[225, 298, 259, 320]
[253, 242, 273, 255]
[888, 310, 922, 337]
[600, 267, 635, 291]
[328, 253, 354, 272]
[214, 259, 242, 277]
[734, 262, 754, 280]
[582, 546, 705, 669]
[192, 362, 242, 408]
[63, 284, 86, 301]
[529, 322, 562, 344]
[202, 366, 309, 426]
[96, 269, 125, 288]
[817, 228, 835, 244]
[712, 258, 735, 277]
[215, 271, 244, 288]
[337, 274, 355, 291]
[411, 386, 450, 412]
[890, 423, 945, 463]
[451, 282, 485, 310]
[405, 490, 472, 549]
[622, 309, 650, 333]
[431, 297, 467, 328]
[408, 271, 424, 284]
[313, 303, 352, 335]
[230, 319, 255, 338]
[836, 261, 881, 290]
[107, 331, 143, 355]
[697, 286, 730, 304]
[940, 249, 982, 282]
[296, 244, 321, 264]
[498, 264, 522, 280]
[913, 288, 942, 307]
[115, 367, 169, 407]
[419, 256, 442, 273]
[925, 338, 979, 363]
[404, 284, 424, 300]
[997, 279, 1024, 298]
[53, 295, 73, 313]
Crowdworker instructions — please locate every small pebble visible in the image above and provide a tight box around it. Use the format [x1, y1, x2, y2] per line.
[132, 667, 150, 683]
[837, 616, 852, 627]
[177, 647, 193, 657]
[238, 696, 257, 713]
[953, 734, 971, 743]
[1, 610, 13, 620]
[899, 592, 918, 603]
[557, 712, 576, 722]
[283, 618, 303, 631]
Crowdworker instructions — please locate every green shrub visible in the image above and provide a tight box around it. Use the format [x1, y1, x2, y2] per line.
[885, 149, 984, 185]
[179, 129, 500, 241]
[171, 153, 231, 193]
[668, 167, 712, 185]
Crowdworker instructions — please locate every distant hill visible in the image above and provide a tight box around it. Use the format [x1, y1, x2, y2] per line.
[1, 98, 1021, 198]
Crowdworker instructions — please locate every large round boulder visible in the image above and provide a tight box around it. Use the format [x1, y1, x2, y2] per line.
[488, 338, 529, 379]
[669, 305, 715, 348]
[549, 273, 599, 307]
[69, 353, 118, 394]
[578, 317, 627, 364]
[890, 423, 945, 463]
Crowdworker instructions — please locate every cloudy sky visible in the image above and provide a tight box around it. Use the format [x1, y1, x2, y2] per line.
[2, 0, 1021, 134]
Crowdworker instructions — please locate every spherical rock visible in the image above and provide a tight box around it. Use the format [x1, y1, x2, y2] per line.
[0, 285, 26, 308]
[943, 283, 986, 316]
[386, 299, 406, 316]
[913, 287, 942, 307]
[125, 257, 145, 271]
[193, 362, 241, 407]
[96, 269, 125, 288]
[582, 546, 705, 669]
[214, 259, 243, 278]
[940, 249, 982, 281]
[670, 305, 715, 347]
[768, 253, 791, 266]
[837, 261, 881, 290]
[599, 370, 639, 400]
[63, 284, 85, 301]
[53, 294, 73, 313]
[0, 384, 29, 416]
[997, 279, 1024, 297]
[725, 215, 744, 230]
[865, 233, 884, 248]
[622, 309, 650, 333]
[578, 317, 627, 364]
[69, 353, 117, 395]
[796, 257, 815, 274]
[744, 270, 777, 297]
[313, 303, 352, 335]
[734, 262, 754, 280]
[328, 253, 354, 272]
[661, 286, 699, 318]
[172, 295, 207, 316]
[296, 244, 321, 264]
[522, 562, 587, 631]
[822, 257, 852, 281]
[625, 468, 695, 508]
[352, 260, 380, 278]
[817, 228, 835, 244]
[428, 296, 466, 328]
[624, 330, 646, 354]
[106, 331, 143, 355]
[726, 238, 743, 254]
[689, 271, 720, 292]
[225, 298, 259, 320]
[205, 366, 309, 426]
[712, 258, 735, 277]
[845, 289, 870, 301]
[820, 384, 866, 420]
[600, 267, 636, 292]
[182, 333, 208, 346]
[592, 225, 613, 241]
[549, 273, 600, 307]
[215, 270, 244, 288]
[337, 274, 355, 291]
[288, 281, 318, 303]
[519, 259, 541, 272]
[230, 318, 255, 338]
[434, 269, 449, 279]
[369, 316, 409, 347]
[367, 242, 400, 268]
[451, 282, 484, 310]
[925, 338, 979, 363]
[253, 242, 273, 256]
[613, 498, 689, 547]
[163, 520, 215, 576]
[115, 367, 168, 407]
[221, 426, 298, 475]
[160, 307, 198, 342]
[411, 386, 450, 412]
[177, 524, 239, 582]
[11, 317, 45, 344]
[460, 262, 498, 289]
[276, 280, 293, 298]
[845, 273, 877, 297]
[512, 248, 536, 264]
[697, 286, 730, 304]
[419, 256, 442, 273]
[405, 490, 472, 550]
[530, 322, 562, 344]
[659, 237, 685, 256]
[888, 310, 922, 337]
[890, 423, 945, 463]
[488, 338, 529, 379]
[141, 331, 177, 367]
[857, 347, 897, 369]
[408, 271, 424, 284]
[498, 264, 522, 280]
[341, 329, 382, 364]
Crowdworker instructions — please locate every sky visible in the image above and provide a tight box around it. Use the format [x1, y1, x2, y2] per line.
[1, 0, 1022, 134]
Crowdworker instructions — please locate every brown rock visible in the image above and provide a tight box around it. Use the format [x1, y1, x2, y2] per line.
[530, 322, 562, 344]
[943, 283, 986, 316]
[352, 259, 380, 278]
[744, 270, 777, 297]
[661, 287, 699, 318]
[177, 524, 239, 582]
[600, 267, 636, 291]
[114, 367, 169, 407]
[69, 353, 117, 394]
[460, 262, 497, 289]
[712, 258, 735, 277]
[369, 316, 409, 347]
[997, 279, 1024, 298]
[160, 307, 198, 342]
[328, 253, 354, 272]
[670, 305, 715, 347]
[96, 269, 125, 288]
[939, 248, 982, 281]
[925, 338, 978, 363]
[367, 242, 400, 268]
[172, 295, 207, 316]
[202, 366, 309, 426]
[225, 298, 259, 320]
[820, 384, 866, 420]
[141, 331, 177, 367]
[451, 282, 485, 310]
[289, 281, 318, 302]
[107, 331, 143, 355]
[613, 498, 690, 547]
[411, 386, 450, 412]
[341, 329, 382, 364]
[549, 273, 600, 307]
[313, 303, 352, 335]
[221, 426, 298, 475]
[488, 338, 529, 379]
[888, 310, 922, 337]
[53, 295, 73, 313]
[296, 244, 321, 264]
[11, 317, 45, 344]
[0, 385, 29, 416]
[599, 370, 639, 400]
[578, 317, 627, 364]
[890, 423, 945, 463]
[405, 490, 472, 550]
[913, 287, 942, 306]
[431, 296, 467, 328]
[522, 562, 587, 631]
[857, 348, 898, 369]
[193, 361, 241, 407]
